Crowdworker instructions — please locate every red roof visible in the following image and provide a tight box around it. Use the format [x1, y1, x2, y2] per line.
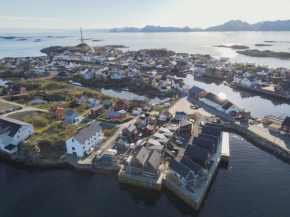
[49, 107, 64, 113]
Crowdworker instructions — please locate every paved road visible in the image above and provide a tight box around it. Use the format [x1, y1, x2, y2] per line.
[100, 117, 138, 151]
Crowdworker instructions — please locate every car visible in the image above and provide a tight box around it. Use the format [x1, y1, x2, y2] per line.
[175, 140, 182, 145]
[117, 132, 122, 138]
[179, 137, 185, 141]
[86, 148, 94, 155]
[199, 121, 205, 126]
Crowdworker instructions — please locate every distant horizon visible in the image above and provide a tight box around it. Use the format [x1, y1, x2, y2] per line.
[1, 0, 290, 30]
[1, 19, 290, 34]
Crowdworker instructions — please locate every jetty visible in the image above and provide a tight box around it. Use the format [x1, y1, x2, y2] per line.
[117, 131, 230, 210]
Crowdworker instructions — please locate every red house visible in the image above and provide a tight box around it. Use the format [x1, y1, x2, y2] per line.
[49, 107, 65, 120]
[130, 99, 148, 108]
[7, 85, 26, 95]
[189, 86, 208, 99]
[113, 100, 128, 111]
[91, 105, 105, 116]
[281, 116, 290, 132]
[178, 120, 192, 134]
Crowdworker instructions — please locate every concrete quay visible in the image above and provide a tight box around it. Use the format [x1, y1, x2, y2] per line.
[118, 165, 165, 191]
[164, 132, 229, 210]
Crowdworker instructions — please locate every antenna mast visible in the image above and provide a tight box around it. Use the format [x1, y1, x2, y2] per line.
[80, 27, 84, 44]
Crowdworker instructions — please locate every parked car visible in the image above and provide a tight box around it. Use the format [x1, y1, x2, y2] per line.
[175, 140, 182, 145]
[200, 121, 205, 126]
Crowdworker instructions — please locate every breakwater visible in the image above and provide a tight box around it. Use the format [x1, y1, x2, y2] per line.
[224, 122, 290, 163]
[231, 83, 290, 102]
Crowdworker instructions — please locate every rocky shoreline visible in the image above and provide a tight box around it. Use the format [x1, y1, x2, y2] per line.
[1, 123, 290, 174]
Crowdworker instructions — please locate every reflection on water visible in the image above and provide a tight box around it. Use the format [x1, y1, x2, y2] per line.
[180, 75, 290, 118]
[101, 88, 170, 104]
[218, 92, 227, 99]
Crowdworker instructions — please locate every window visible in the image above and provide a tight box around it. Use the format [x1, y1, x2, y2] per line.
[72, 139, 74, 142]
[72, 147, 75, 150]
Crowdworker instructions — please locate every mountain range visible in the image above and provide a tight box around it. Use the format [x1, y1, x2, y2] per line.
[106, 20, 290, 32]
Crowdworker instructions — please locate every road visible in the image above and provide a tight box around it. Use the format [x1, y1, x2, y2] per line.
[100, 117, 138, 151]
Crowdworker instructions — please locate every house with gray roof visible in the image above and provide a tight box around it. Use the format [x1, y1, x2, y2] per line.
[128, 146, 162, 179]
[0, 117, 34, 154]
[168, 158, 195, 189]
[66, 122, 102, 157]
[64, 110, 80, 124]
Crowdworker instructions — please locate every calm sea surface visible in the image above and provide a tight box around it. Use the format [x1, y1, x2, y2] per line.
[1, 134, 290, 217]
[1, 31, 290, 68]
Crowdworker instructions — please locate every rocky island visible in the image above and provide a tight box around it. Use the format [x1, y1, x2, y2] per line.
[255, 44, 273, 47]
[237, 49, 290, 60]
[215, 45, 249, 49]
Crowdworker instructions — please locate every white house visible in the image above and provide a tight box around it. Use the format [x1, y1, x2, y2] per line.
[66, 122, 102, 157]
[174, 111, 187, 121]
[257, 68, 270, 76]
[132, 107, 143, 116]
[243, 71, 252, 77]
[240, 76, 262, 87]
[110, 69, 122, 80]
[0, 117, 34, 154]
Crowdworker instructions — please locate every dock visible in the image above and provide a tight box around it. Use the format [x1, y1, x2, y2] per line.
[164, 132, 229, 210]
[118, 165, 165, 191]
[117, 132, 230, 210]
[221, 132, 230, 163]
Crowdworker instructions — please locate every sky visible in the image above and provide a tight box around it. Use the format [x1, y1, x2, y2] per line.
[0, 0, 290, 30]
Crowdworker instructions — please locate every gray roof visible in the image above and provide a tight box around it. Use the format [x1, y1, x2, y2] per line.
[222, 101, 233, 110]
[147, 150, 161, 169]
[169, 159, 191, 178]
[184, 144, 210, 163]
[205, 123, 224, 131]
[0, 117, 31, 137]
[73, 122, 102, 144]
[198, 133, 219, 146]
[106, 110, 122, 117]
[192, 137, 215, 154]
[103, 100, 112, 105]
[180, 156, 202, 174]
[65, 110, 79, 117]
[135, 146, 149, 165]
[205, 92, 228, 106]
[189, 86, 205, 95]
[175, 111, 187, 116]
[282, 116, 290, 127]
[202, 126, 222, 137]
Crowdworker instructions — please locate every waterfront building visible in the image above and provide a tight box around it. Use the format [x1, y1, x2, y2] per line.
[184, 145, 211, 168]
[0, 117, 34, 154]
[189, 86, 208, 99]
[203, 92, 241, 114]
[168, 158, 195, 189]
[192, 137, 216, 154]
[174, 111, 187, 121]
[201, 126, 222, 139]
[178, 120, 192, 134]
[127, 146, 162, 179]
[281, 116, 290, 133]
[66, 122, 102, 157]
